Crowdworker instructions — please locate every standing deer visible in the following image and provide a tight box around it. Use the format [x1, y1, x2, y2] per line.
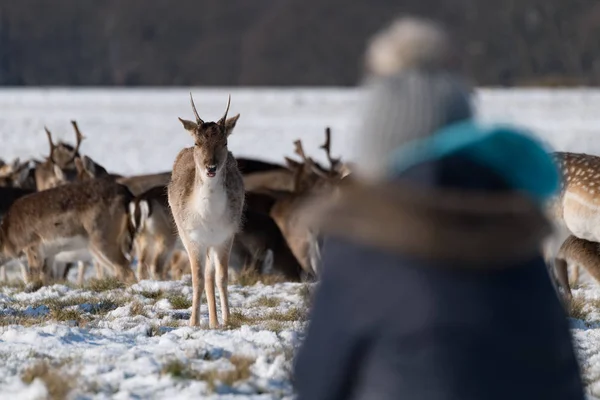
[0, 177, 137, 291]
[168, 94, 244, 328]
[545, 151, 600, 299]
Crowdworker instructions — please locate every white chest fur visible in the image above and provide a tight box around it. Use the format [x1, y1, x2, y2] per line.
[185, 176, 235, 246]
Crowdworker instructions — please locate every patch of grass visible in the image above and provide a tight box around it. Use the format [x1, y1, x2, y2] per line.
[266, 307, 305, 322]
[298, 284, 312, 306]
[225, 311, 255, 329]
[86, 277, 125, 292]
[162, 359, 190, 378]
[21, 360, 74, 400]
[233, 269, 287, 287]
[568, 296, 588, 320]
[226, 307, 305, 330]
[263, 320, 285, 333]
[139, 290, 164, 300]
[167, 293, 192, 309]
[0, 280, 26, 290]
[219, 355, 253, 386]
[252, 296, 281, 308]
[162, 355, 254, 393]
[129, 301, 147, 317]
[50, 307, 83, 323]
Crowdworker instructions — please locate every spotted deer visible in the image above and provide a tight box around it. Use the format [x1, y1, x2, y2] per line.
[168, 94, 244, 328]
[545, 151, 600, 298]
[0, 177, 137, 291]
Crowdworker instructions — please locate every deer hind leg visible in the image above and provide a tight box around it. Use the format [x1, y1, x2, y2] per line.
[94, 260, 105, 279]
[0, 265, 6, 282]
[77, 261, 86, 286]
[554, 257, 572, 301]
[156, 247, 174, 281]
[556, 235, 600, 299]
[136, 243, 150, 281]
[570, 264, 580, 288]
[214, 238, 233, 327]
[24, 246, 44, 292]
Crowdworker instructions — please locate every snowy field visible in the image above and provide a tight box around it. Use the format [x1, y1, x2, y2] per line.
[1, 87, 600, 398]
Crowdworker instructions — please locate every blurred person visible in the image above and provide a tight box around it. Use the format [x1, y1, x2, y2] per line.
[293, 16, 585, 400]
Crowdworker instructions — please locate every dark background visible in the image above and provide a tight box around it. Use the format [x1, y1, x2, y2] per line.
[1, 0, 599, 87]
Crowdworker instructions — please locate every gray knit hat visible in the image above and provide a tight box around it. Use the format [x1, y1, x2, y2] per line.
[351, 17, 473, 181]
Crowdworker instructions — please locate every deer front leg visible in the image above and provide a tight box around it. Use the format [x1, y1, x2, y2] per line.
[178, 233, 206, 327]
[205, 251, 218, 328]
[214, 238, 233, 327]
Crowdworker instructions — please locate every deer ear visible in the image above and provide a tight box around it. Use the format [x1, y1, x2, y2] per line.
[53, 164, 66, 181]
[178, 118, 198, 133]
[224, 114, 240, 136]
[82, 155, 97, 176]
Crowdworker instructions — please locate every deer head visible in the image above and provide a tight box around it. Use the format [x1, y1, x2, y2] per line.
[44, 121, 85, 187]
[178, 93, 240, 179]
[285, 127, 347, 195]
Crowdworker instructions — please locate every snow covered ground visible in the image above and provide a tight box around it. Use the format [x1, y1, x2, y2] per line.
[1, 87, 600, 398]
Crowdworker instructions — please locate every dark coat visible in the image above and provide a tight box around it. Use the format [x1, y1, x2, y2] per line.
[293, 156, 585, 400]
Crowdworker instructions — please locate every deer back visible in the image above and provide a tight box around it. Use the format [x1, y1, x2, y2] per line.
[117, 172, 172, 196]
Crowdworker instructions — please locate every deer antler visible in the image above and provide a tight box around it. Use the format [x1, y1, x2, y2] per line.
[45, 127, 57, 163]
[220, 94, 231, 128]
[293, 139, 329, 179]
[189, 92, 204, 125]
[320, 127, 341, 173]
[293, 140, 308, 162]
[66, 120, 85, 164]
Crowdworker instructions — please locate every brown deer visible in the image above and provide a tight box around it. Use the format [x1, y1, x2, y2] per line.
[35, 122, 85, 191]
[129, 185, 179, 280]
[168, 94, 244, 328]
[0, 158, 39, 189]
[254, 129, 347, 280]
[0, 177, 137, 291]
[545, 151, 600, 299]
[231, 199, 303, 281]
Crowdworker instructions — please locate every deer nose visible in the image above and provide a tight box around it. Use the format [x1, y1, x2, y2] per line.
[207, 165, 217, 174]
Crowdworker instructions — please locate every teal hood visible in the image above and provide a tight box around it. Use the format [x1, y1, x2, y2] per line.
[387, 120, 560, 203]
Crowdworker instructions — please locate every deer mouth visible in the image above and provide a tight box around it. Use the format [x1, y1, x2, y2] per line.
[206, 165, 217, 178]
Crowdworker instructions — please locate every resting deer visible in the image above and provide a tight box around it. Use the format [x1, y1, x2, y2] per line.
[0, 177, 137, 291]
[545, 151, 600, 299]
[253, 128, 347, 280]
[168, 94, 244, 328]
